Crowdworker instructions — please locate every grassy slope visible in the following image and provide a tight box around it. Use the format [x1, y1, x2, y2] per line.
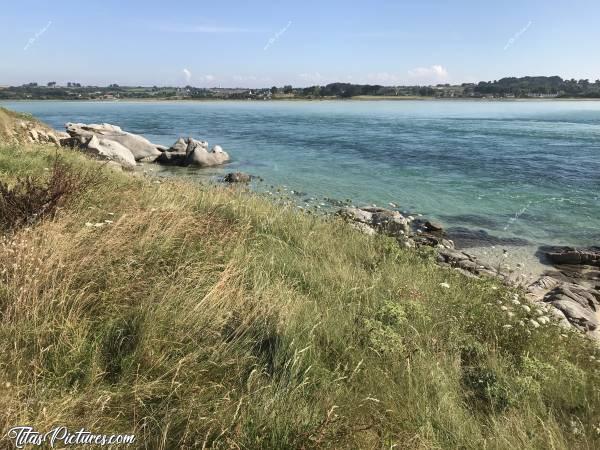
[0, 140, 598, 449]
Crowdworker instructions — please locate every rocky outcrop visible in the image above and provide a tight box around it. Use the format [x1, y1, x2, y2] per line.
[0, 111, 67, 146]
[156, 137, 230, 168]
[339, 206, 600, 341]
[543, 283, 599, 334]
[524, 246, 600, 340]
[63, 124, 230, 170]
[66, 123, 162, 162]
[337, 207, 411, 238]
[436, 247, 505, 280]
[543, 246, 600, 267]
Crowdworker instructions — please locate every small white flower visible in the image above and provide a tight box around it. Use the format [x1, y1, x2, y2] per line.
[85, 222, 93, 227]
[521, 305, 531, 313]
[440, 282, 450, 289]
[530, 319, 540, 328]
[500, 306, 508, 311]
[503, 324, 512, 329]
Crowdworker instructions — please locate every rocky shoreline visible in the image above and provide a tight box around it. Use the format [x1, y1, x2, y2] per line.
[23, 120, 600, 342]
[335, 205, 600, 341]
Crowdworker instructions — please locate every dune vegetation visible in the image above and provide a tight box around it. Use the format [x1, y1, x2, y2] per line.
[0, 112, 599, 449]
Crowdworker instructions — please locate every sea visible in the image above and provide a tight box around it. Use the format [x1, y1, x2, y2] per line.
[3, 99, 599, 277]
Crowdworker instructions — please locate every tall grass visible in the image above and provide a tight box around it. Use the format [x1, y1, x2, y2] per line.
[0, 141, 599, 449]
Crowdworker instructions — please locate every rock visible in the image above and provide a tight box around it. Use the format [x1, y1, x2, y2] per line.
[526, 276, 560, 301]
[65, 122, 162, 162]
[542, 246, 600, 267]
[544, 283, 600, 332]
[370, 209, 410, 236]
[224, 172, 252, 183]
[156, 151, 186, 165]
[84, 135, 137, 170]
[169, 137, 189, 153]
[337, 206, 409, 237]
[337, 207, 373, 224]
[424, 220, 444, 232]
[185, 141, 230, 167]
[157, 137, 229, 167]
[351, 222, 377, 236]
[437, 248, 471, 263]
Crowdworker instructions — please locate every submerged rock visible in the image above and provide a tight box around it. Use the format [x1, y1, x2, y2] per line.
[224, 172, 252, 183]
[446, 227, 529, 248]
[542, 246, 600, 267]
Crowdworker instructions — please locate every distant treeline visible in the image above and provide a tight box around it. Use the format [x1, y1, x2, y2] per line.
[2, 76, 600, 100]
[474, 76, 600, 97]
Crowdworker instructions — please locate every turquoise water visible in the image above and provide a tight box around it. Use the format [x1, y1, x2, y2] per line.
[3, 100, 599, 252]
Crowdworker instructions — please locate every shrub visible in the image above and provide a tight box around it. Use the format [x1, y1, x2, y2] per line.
[0, 156, 100, 232]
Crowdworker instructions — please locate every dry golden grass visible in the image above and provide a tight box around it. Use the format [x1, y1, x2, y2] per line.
[0, 139, 599, 449]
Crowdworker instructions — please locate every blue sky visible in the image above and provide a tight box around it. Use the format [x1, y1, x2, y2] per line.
[1, 0, 599, 87]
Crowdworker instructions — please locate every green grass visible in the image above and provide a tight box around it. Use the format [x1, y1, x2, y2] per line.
[0, 140, 599, 449]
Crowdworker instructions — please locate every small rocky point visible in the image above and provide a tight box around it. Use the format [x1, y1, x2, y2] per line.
[62, 123, 230, 170]
[338, 205, 600, 341]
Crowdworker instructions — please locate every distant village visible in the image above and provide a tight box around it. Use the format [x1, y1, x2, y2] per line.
[1, 76, 598, 100]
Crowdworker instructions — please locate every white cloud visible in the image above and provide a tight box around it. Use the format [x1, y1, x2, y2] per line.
[407, 65, 449, 84]
[182, 68, 192, 83]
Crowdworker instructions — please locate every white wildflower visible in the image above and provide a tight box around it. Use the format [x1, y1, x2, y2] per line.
[440, 282, 450, 289]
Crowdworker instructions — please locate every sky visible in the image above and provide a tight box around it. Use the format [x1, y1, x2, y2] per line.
[1, 0, 599, 88]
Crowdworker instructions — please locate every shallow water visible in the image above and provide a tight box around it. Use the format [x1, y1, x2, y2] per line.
[3, 100, 599, 266]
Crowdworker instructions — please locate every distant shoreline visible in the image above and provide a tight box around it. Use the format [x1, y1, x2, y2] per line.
[3, 97, 600, 103]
